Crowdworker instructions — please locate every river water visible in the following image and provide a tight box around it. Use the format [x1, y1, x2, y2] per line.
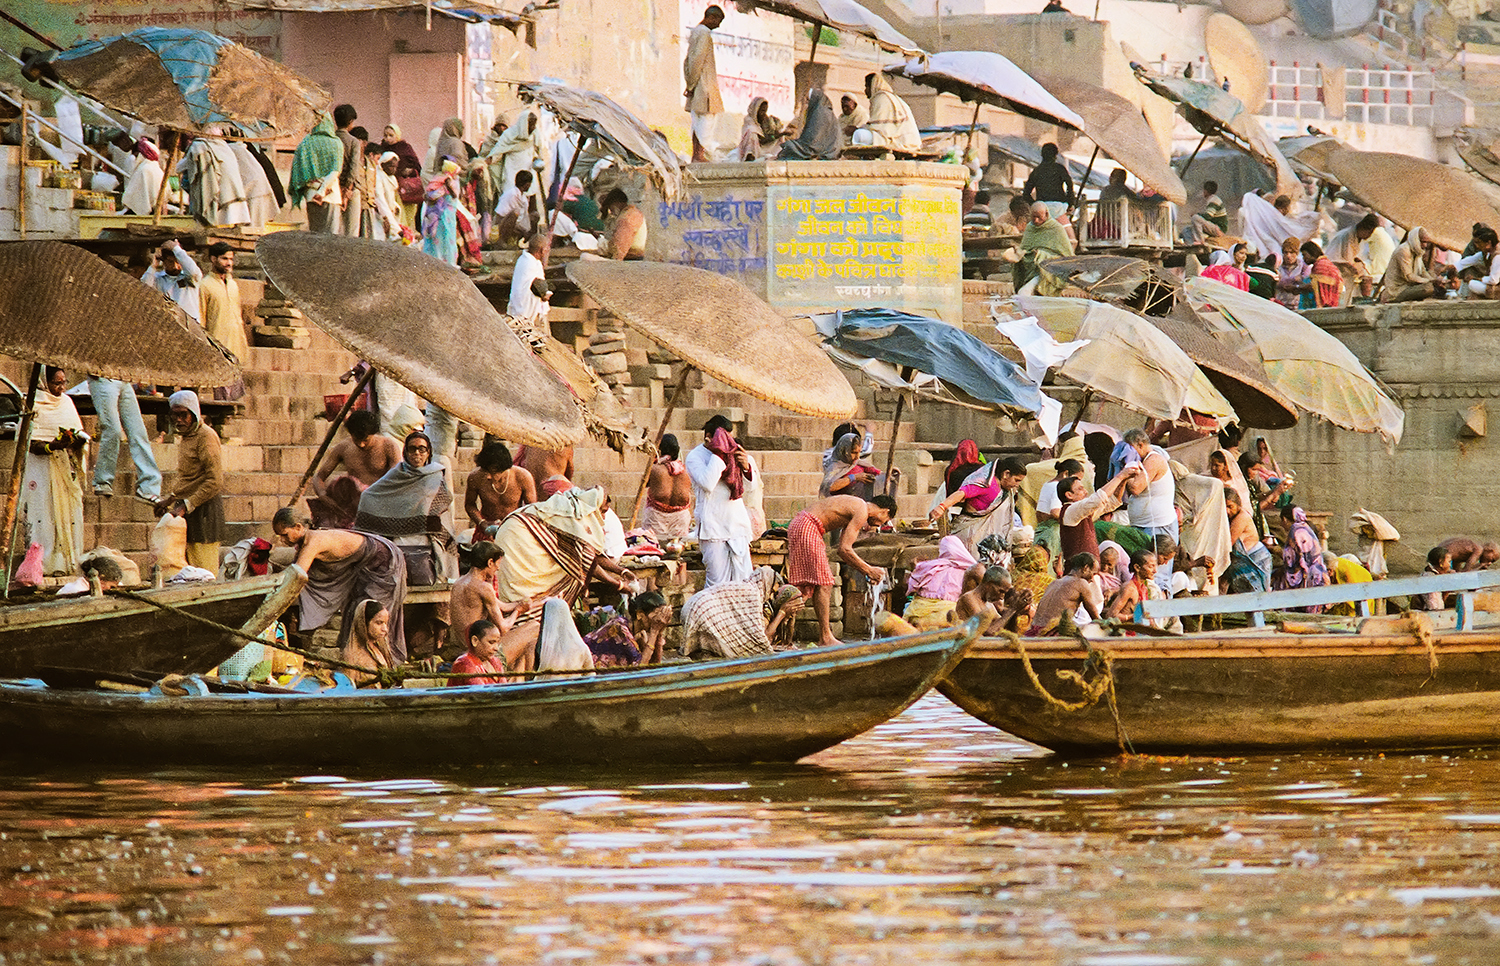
[4, 694, 1500, 964]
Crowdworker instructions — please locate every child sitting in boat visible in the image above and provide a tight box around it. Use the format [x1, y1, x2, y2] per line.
[1105, 549, 1171, 630]
[449, 618, 508, 685]
[1410, 546, 1454, 611]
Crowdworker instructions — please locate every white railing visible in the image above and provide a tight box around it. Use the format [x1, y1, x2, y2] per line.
[1076, 197, 1174, 251]
[1264, 61, 1437, 127]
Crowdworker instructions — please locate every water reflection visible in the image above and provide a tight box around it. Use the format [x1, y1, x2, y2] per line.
[3, 695, 1500, 963]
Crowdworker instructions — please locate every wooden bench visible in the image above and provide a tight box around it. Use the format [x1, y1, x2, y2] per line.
[1139, 569, 1500, 631]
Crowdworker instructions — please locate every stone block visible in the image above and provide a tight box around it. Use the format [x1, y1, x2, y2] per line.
[588, 352, 629, 376]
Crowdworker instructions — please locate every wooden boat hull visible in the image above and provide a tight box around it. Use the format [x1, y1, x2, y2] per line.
[0, 623, 978, 767]
[0, 574, 287, 679]
[938, 630, 1500, 755]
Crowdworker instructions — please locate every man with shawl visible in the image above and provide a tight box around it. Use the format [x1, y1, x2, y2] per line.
[903, 536, 976, 630]
[484, 111, 543, 228]
[1299, 241, 1343, 308]
[290, 114, 344, 234]
[856, 73, 921, 153]
[838, 94, 868, 147]
[370, 151, 405, 241]
[156, 391, 224, 577]
[121, 137, 164, 216]
[930, 456, 1029, 557]
[273, 507, 408, 661]
[1239, 190, 1320, 260]
[493, 487, 644, 624]
[1015, 202, 1074, 294]
[642, 433, 693, 541]
[820, 432, 880, 500]
[682, 566, 801, 659]
[228, 140, 279, 231]
[1274, 505, 1329, 611]
[1382, 226, 1455, 302]
[684, 6, 726, 161]
[777, 89, 841, 161]
[355, 431, 458, 585]
[180, 127, 250, 228]
[739, 97, 785, 161]
[687, 414, 761, 586]
[21, 367, 87, 575]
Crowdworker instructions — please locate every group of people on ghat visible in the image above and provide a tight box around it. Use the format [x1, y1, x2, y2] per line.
[286, 101, 652, 272]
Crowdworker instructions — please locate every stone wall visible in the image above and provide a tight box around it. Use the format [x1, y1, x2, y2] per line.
[1252, 301, 1500, 569]
[644, 160, 967, 324]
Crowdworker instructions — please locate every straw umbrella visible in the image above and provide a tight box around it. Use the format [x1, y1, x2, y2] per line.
[566, 261, 857, 524]
[257, 233, 587, 501]
[1325, 149, 1500, 254]
[0, 241, 240, 591]
[1184, 276, 1404, 444]
[990, 295, 1236, 427]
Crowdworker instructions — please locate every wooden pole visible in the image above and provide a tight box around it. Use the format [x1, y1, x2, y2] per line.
[1178, 131, 1210, 178]
[809, 28, 821, 63]
[288, 365, 376, 506]
[627, 365, 693, 530]
[152, 133, 179, 226]
[964, 101, 982, 155]
[1, 363, 43, 597]
[16, 105, 26, 240]
[1073, 145, 1100, 226]
[541, 132, 589, 268]
[1068, 388, 1094, 434]
[883, 368, 914, 480]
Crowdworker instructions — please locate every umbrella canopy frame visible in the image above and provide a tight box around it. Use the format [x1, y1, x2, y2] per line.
[884, 51, 1085, 130]
[519, 83, 684, 201]
[733, 0, 924, 56]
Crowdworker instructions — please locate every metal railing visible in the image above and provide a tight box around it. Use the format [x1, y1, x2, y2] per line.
[1264, 61, 1437, 127]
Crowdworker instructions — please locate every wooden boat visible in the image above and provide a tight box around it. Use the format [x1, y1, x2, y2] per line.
[0, 571, 304, 680]
[939, 571, 1500, 755]
[0, 621, 980, 767]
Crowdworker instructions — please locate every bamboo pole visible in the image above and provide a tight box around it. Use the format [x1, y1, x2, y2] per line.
[627, 365, 694, 531]
[1178, 131, 1210, 178]
[883, 367, 914, 480]
[289, 365, 377, 506]
[541, 132, 589, 268]
[1073, 145, 1100, 226]
[1, 363, 43, 597]
[16, 105, 26, 240]
[152, 133, 179, 226]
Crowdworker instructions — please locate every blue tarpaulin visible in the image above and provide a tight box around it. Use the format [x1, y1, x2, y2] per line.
[826, 308, 1045, 415]
[58, 28, 230, 127]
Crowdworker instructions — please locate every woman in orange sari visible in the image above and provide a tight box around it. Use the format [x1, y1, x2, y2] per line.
[1300, 241, 1344, 308]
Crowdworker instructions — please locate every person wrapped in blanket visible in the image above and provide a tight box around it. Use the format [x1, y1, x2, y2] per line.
[681, 567, 805, 659]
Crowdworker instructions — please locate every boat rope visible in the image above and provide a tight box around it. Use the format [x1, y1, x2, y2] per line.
[1399, 609, 1439, 685]
[1002, 628, 1133, 754]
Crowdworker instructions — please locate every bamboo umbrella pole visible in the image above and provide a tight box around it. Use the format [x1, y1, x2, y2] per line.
[542, 133, 589, 268]
[289, 365, 377, 505]
[964, 101, 982, 156]
[1073, 145, 1100, 225]
[152, 132, 179, 226]
[1178, 131, 1210, 178]
[627, 365, 694, 530]
[1, 363, 43, 597]
[16, 105, 26, 240]
[883, 366, 915, 480]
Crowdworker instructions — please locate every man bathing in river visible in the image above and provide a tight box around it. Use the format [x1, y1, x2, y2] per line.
[1437, 536, 1500, 572]
[954, 565, 1031, 635]
[786, 493, 896, 648]
[272, 507, 408, 660]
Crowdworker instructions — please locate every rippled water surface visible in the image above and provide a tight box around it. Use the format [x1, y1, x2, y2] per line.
[6, 694, 1500, 964]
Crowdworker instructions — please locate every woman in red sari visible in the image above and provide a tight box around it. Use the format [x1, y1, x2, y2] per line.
[1201, 246, 1251, 291]
[1300, 241, 1344, 308]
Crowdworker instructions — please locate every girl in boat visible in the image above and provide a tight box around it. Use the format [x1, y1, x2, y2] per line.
[344, 598, 395, 687]
[449, 618, 508, 685]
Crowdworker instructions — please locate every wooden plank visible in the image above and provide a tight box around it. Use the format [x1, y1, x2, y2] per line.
[1141, 570, 1500, 620]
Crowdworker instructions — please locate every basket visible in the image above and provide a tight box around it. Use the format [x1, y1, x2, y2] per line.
[74, 190, 116, 211]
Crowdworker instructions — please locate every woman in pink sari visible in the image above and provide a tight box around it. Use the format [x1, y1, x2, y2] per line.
[902, 535, 977, 629]
[1201, 247, 1251, 291]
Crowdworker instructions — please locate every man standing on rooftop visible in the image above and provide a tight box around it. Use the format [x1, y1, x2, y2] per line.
[684, 5, 725, 162]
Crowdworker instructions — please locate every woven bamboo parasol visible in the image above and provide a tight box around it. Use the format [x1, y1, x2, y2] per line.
[257, 233, 585, 449]
[1149, 303, 1298, 429]
[566, 262, 856, 419]
[1326, 149, 1500, 253]
[1031, 74, 1187, 205]
[0, 241, 242, 591]
[1205, 14, 1269, 114]
[519, 84, 684, 201]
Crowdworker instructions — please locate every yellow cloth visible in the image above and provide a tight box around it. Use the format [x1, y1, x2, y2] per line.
[902, 594, 957, 630]
[1326, 555, 1373, 617]
[200, 273, 249, 365]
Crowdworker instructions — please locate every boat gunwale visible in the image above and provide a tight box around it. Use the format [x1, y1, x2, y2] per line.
[0, 573, 284, 630]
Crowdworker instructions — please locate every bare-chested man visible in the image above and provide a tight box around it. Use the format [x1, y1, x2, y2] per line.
[516, 444, 574, 499]
[640, 433, 693, 540]
[1027, 552, 1100, 636]
[954, 565, 1030, 635]
[465, 441, 536, 533]
[311, 410, 401, 528]
[271, 507, 409, 659]
[786, 493, 895, 647]
[449, 541, 531, 663]
[1438, 536, 1500, 572]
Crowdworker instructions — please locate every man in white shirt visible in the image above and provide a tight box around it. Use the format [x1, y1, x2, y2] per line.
[494, 169, 534, 247]
[1035, 459, 1085, 522]
[142, 239, 203, 324]
[508, 234, 549, 321]
[1122, 427, 1177, 593]
[685, 413, 761, 586]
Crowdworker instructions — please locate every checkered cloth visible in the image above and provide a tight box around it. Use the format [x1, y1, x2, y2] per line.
[682, 579, 774, 659]
[786, 511, 834, 589]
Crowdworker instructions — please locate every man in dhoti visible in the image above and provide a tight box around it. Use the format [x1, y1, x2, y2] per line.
[684, 5, 725, 162]
[273, 507, 409, 660]
[641, 433, 692, 541]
